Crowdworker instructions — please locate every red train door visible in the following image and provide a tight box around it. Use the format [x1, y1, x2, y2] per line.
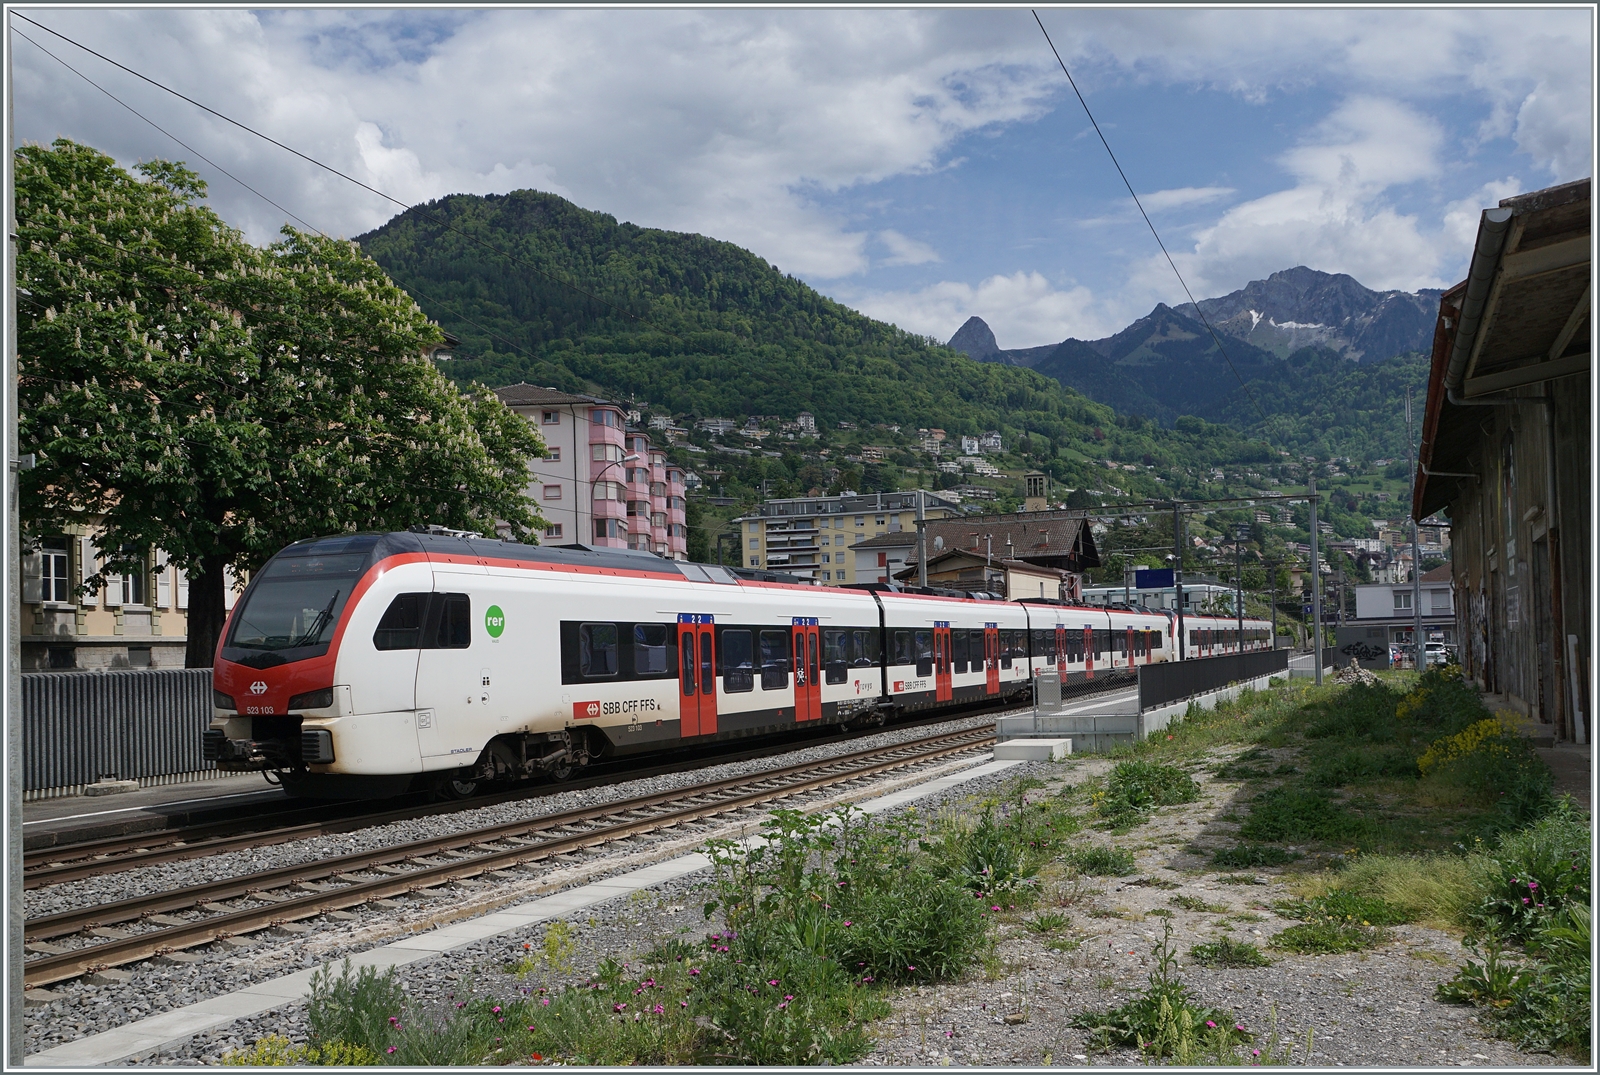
[1055, 625, 1067, 675]
[1083, 626, 1095, 680]
[677, 614, 717, 737]
[792, 618, 821, 721]
[1126, 627, 1135, 668]
[934, 622, 953, 701]
[985, 623, 1000, 695]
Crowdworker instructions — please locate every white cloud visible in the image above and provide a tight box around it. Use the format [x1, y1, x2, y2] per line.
[1441, 177, 1525, 256]
[1139, 186, 1236, 212]
[877, 230, 941, 266]
[841, 271, 1110, 349]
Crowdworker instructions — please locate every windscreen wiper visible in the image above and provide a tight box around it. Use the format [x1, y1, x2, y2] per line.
[289, 590, 340, 648]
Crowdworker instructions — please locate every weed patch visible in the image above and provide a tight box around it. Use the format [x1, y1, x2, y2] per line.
[1211, 844, 1301, 869]
[1273, 890, 1413, 926]
[1071, 845, 1137, 876]
[1169, 894, 1228, 914]
[1239, 787, 1371, 844]
[1188, 939, 1272, 968]
[1095, 761, 1199, 827]
[1072, 923, 1253, 1060]
[1270, 917, 1389, 954]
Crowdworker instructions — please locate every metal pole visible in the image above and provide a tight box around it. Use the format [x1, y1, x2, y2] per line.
[1235, 531, 1244, 644]
[916, 489, 927, 589]
[1124, 561, 1131, 608]
[1407, 388, 1423, 669]
[1173, 501, 1185, 661]
[5, 21, 26, 1057]
[1309, 478, 1322, 685]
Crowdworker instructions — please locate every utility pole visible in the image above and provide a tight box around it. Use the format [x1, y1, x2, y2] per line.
[1233, 525, 1249, 646]
[6, 25, 25, 1061]
[1264, 560, 1280, 649]
[1123, 560, 1132, 608]
[1172, 500, 1185, 661]
[916, 488, 927, 589]
[1309, 478, 1322, 685]
[1406, 388, 1423, 668]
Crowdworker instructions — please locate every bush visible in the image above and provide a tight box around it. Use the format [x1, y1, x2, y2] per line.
[1188, 939, 1272, 968]
[1469, 799, 1591, 943]
[222, 1035, 378, 1066]
[1070, 845, 1137, 876]
[1211, 844, 1301, 869]
[1096, 761, 1200, 827]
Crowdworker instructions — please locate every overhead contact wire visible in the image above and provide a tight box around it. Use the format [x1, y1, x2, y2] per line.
[1031, 10, 1270, 425]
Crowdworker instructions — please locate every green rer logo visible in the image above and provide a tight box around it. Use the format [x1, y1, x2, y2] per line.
[484, 605, 506, 638]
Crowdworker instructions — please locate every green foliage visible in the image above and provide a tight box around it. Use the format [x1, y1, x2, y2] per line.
[1072, 923, 1253, 1059]
[1469, 799, 1591, 944]
[223, 1035, 377, 1066]
[1273, 890, 1414, 927]
[15, 140, 544, 663]
[1439, 904, 1591, 1060]
[307, 959, 407, 1055]
[1238, 787, 1372, 844]
[1027, 911, 1071, 934]
[1269, 916, 1389, 954]
[1169, 894, 1228, 914]
[1095, 761, 1200, 828]
[1188, 939, 1273, 968]
[1070, 845, 1137, 876]
[1211, 845, 1301, 869]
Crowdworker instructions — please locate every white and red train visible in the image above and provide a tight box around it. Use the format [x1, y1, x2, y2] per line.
[206, 532, 1272, 798]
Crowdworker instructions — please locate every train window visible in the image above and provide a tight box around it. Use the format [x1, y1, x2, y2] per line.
[433, 594, 472, 649]
[851, 630, 879, 666]
[699, 629, 714, 696]
[578, 623, 618, 676]
[721, 629, 754, 693]
[373, 593, 427, 650]
[1064, 632, 1081, 662]
[680, 634, 696, 696]
[914, 630, 933, 677]
[892, 629, 913, 666]
[822, 629, 848, 685]
[633, 624, 670, 675]
[761, 630, 792, 690]
[950, 629, 969, 675]
[1031, 629, 1054, 660]
[995, 630, 1013, 669]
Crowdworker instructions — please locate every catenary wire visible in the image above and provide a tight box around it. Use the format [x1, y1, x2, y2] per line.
[11, 12, 686, 344]
[1030, 10, 1270, 426]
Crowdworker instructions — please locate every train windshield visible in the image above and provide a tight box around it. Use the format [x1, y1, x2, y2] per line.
[224, 551, 369, 662]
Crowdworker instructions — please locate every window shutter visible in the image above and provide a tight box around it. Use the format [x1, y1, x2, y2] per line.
[176, 566, 189, 610]
[224, 565, 239, 610]
[80, 538, 98, 606]
[155, 553, 172, 609]
[103, 549, 124, 607]
[21, 550, 42, 603]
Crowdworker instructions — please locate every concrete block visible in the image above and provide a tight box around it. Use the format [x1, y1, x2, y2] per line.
[83, 780, 140, 797]
[212, 936, 257, 950]
[23, 989, 60, 1008]
[143, 914, 189, 927]
[153, 952, 205, 966]
[88, 927, 132, 940]
[268, 922, 310, 937]
[25, 941, 68, 955]
[86, 969, 134, 986]
[993, 739, 1072, 762]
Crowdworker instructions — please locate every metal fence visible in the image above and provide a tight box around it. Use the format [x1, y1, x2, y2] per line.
[23, 668, 218, 798]
[1138, 648, 1290, 712]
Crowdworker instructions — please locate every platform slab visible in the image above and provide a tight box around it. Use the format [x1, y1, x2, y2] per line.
[992, 738, 1072, 761]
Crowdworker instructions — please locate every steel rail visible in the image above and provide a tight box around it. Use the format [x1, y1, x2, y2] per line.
[23, 727, 996, 987]
[25, 702, 1026, 882]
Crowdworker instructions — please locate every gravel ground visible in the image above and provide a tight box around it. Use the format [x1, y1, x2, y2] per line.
[23, 713, 1008, 1058]
[36, 731, 1575, 1068]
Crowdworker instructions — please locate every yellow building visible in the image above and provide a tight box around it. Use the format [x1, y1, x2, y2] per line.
[734, 490, 964, 584]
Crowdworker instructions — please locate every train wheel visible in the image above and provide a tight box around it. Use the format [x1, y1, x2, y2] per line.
[547, 760, 574, 783]
[436, 773, 480, 800]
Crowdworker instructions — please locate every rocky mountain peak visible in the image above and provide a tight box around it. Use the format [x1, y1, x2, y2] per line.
[947, 315, 1000, 360]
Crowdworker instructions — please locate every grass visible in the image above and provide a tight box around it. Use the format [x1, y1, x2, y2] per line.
[1270, 918, 1389, 954]
[1189, 939, 1272, 968]
[1095, 761, 1200, 829]
[1210, 845, 1301, 869]
[1169, 894, 1228, 914]
[1070, 845, 1137, 876]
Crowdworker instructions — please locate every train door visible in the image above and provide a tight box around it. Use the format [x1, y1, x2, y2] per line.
[1055, 625, 1067, 676]
[1083, 626, 1095, 680]
[984, 623, 1000, 695]
[934, 622, 953, 702]
[1126, 627, 1135, 669]
[792, 618, 821, 721]
[676, 614, 718, 737]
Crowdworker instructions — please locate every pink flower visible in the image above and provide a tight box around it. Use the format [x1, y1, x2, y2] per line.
[1206, 1021, 1216, 1028]
[1235, 1024, 1247, 1032]
[991, 906, 1001, 912]
[492, 1006, 502, 1014]
[784, 994, 794, 1002]
[689, 968, 701, 976]
[907, 966, 916, 972]
[614, 1003, 627, 1013]
[652, 1004, 665, 1015]
[680, 1000, 688, 1008]
[386, 1047, 398, 1055]
[844, 921, 854, 927]
[777, 1002, 789, 1010]
[540, 998, 550, 1007]
[528, 1026, 537, 1032]
[768, 979, 780, 987]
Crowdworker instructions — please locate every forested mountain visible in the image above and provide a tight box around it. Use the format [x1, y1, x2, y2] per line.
[353, 190, 1280, 467]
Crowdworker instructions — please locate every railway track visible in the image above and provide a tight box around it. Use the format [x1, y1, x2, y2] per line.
[24, 723, 998, 988]
[24, 703, 1027, 887]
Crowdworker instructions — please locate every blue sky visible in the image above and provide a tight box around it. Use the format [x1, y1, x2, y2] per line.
[11, 7, 1594, 347]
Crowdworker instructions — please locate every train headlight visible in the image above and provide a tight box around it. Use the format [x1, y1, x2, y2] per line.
[287, 688, 335, 712]
[212, 690, 236, 711]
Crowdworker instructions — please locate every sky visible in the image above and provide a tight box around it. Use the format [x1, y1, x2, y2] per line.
[9, 6, 1594, 348]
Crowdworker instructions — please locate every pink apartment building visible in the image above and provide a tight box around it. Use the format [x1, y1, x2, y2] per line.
[494, 385, 687, 558]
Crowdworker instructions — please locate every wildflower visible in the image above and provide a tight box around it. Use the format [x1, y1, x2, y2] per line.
[386, 1047, 398, 1055]
[768, 979, 780, 987]
[991, 905, 1001, 912]
[688, 968, 701, 976]
[1252, 1049, 1261, 1057]
[777, 1001, 789, 1010]
[532, 1053, 543, 1062]
[540, 998, 550, 1007]
[523, 942, 532, 950]
[528, 1026, 537, 1032]
[680, 1000, 689, 1008]
[492, 1006, 502, 1014]
[1235, 1024, 1246, 1032]
[1529, 881, 1539, 889]
[389, 1016, 399, 1025]
[907, 966, 916, 972]
[844, 921, 854, 927]
[652, 1004, 665, 1015]
[1523, 897, 1531, 905]
[614, 1003, 627, 1013]
[1206, 1021, 1216, 1029]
